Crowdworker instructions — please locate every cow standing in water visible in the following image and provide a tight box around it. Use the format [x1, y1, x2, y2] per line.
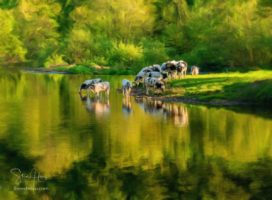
[79, 78, 102, 95]
[122, 79, 132, 96]
[89, 82, 110, 97]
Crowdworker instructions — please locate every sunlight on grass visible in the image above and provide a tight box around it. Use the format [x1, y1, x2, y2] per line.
[170, 70, 272, 103]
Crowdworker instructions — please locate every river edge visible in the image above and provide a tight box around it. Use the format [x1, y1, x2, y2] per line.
[19, 68, 272, 107]
[128, 88, 251, 107]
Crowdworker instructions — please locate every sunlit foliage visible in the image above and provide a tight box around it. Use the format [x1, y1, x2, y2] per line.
[0, 0, 271, 69]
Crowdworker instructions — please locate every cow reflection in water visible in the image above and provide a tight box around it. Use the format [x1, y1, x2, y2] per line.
[136, 98, 189, 127]
[136, 98, 164, 115]
[80, 94, 110, 116]
[162, 103, 188, 127]
[122, 96, 132, 115]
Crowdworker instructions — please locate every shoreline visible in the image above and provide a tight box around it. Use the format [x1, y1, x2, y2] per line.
[18, 68, 272, 107]
[131, 90, 249, 107]
[119, 87, 252, 107]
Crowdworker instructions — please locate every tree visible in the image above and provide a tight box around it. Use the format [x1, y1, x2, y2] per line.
[0, 9, 26, 64]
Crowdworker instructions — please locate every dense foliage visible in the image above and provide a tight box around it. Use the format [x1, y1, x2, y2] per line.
[0, 0, 271, 71]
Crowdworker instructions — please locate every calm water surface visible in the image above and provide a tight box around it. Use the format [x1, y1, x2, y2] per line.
[0, 70, 272, 200]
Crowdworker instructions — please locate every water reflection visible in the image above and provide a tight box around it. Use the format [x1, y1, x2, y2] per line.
[163, 103, 189, 127]
[122, 96, 132, 115]
[0, 70, 272, 199]
[81, 95, 110, 116]
[135, 98, 164, 115]
[135, 97, 189, 127]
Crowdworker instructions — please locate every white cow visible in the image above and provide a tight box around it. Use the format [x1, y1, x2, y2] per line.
[122, 79, 132, 96]
[191, 66, 200, 75]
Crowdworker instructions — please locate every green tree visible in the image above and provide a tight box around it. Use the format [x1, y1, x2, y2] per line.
[0, 9, 26, 64]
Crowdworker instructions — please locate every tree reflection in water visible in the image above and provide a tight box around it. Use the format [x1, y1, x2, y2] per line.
[0, 72, 272, 199]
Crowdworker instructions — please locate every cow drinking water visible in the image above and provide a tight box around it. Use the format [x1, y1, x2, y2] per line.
[122, 79, 132, 96]
[89, 81, 110, 97]
[79, 78, 102, 95]
[144, 77, 165, 95]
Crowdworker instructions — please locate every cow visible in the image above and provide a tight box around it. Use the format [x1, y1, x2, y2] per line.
[176, 60, 188, 78]
[135, 64, 167, 86]
[161, 61, 178, 79]
[122, 79, 132, 96]
[134, 74, 145, 86]
[89, 81, 110, 97]
[147, 71, 168, 82]
[79, 78, 102, 95]
[191, 66, 199, 75]
[144, 77, 165, 95]
[150, 64, 162, 72]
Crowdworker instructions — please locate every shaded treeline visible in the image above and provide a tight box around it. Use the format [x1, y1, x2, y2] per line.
[0, 0, 271, 71]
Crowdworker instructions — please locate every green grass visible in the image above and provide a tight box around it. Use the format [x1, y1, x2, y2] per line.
[169, 70, 272, 104]
[54, 65, 96, 74]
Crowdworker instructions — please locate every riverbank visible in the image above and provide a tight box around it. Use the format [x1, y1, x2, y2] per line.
[22, 67, 272, 106]
[132, 70, 272, 106]
[43, 65, 135, 75]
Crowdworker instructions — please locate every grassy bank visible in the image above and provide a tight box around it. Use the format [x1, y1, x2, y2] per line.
[166, 70, 272, 105]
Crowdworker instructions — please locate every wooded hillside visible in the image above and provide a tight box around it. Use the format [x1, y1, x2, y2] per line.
[0, 0, 271, 71]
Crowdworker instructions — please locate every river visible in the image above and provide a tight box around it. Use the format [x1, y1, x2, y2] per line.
[0, 70, 272, 199]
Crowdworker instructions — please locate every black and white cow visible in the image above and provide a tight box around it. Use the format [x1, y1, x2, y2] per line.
[176, 60, 188, 78]
[144, 77, 165, 95]
[134, 71, 147, 86]
[161, 60, 178, 79]
[89, 81, 110, 97]
[147, 71, 168, 81]
[79, 78, 102, 95]
[135, 64, 167, 85]
[122, 79, 132, 96]
[150, 64, 162, 72]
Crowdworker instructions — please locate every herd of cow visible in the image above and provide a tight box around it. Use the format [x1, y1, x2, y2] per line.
[79, 60, 199, 96]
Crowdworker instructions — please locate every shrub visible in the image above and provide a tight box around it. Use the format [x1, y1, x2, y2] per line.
[44, 54, 68, 68]
[108, 42, 143, 67]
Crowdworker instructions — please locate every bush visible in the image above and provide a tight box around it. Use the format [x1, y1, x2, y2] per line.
[141, 39, 169, 66]
[44, 54, 68, 68]
[55, 65, 95, 74]
[108, 42, 143, 67]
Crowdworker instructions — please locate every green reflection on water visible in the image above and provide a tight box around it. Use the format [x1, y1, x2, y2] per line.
[0, 71, 271, 200]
